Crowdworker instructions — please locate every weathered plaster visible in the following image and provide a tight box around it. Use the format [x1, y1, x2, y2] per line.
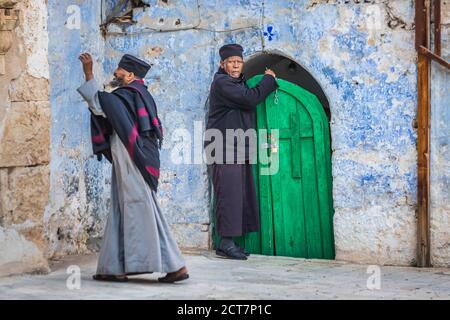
[430, 1, 450, 267]
[92, 0, 421, 265]
[44, 0, 109, 258]
[38, 0, 448, 267]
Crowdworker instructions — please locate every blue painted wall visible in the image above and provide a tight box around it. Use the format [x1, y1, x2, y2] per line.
[46, 0, 109, 256]
[45, 0, 449, 266]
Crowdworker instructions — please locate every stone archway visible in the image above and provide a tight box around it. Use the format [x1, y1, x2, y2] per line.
[243, 50, 331, 120]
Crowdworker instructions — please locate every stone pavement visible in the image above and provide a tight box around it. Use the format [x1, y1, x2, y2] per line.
[0, 251, 449, 300]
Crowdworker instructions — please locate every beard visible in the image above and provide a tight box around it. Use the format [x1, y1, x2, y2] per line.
[109, 77, 124, 88]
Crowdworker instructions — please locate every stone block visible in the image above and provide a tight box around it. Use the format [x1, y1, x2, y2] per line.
[0, 101, 50, 167]
[0, 226, 49, 277]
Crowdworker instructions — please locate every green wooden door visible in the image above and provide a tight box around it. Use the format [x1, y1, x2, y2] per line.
[234, 75, 335, 259]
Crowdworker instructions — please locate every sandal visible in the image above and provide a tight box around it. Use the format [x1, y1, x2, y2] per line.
[158, 273, 189, 283]
[158, 267, 189, 283]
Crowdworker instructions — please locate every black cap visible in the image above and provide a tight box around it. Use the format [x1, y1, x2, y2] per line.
[219, 44, 244, 61]
[118, 54, 151, 78]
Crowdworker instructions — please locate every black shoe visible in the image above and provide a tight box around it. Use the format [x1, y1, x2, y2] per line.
[158, 273, 189, 283]
[238, 247, 251, 256]
[216, 246, 247, 260]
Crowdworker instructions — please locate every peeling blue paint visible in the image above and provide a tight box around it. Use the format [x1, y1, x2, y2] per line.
[335, 27, 375, 58]
[43, 0, 448, 264]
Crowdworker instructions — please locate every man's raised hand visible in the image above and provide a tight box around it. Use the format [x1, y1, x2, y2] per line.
[79, 52, 94, 81]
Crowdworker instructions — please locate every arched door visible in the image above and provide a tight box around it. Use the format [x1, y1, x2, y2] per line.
[235, 75, 335, 259]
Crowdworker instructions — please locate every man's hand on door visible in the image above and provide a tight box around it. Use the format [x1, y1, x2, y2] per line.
[265, 68, 276, 78]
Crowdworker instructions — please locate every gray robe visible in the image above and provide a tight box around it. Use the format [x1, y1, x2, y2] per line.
[78, 79, 185, 275]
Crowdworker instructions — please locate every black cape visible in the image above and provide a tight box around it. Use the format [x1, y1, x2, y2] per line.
[90, 80, 163, 192]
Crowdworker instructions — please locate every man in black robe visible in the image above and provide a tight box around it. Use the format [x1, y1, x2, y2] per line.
[205, 44, 278, 260]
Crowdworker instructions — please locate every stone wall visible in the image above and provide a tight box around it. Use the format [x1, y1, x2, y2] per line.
[45, 0, 450, 267]
[0, 0, 50, 276]
[99, 0, 421, 265]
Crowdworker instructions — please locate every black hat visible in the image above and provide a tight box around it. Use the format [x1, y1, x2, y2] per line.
[219, 44, 244, 61]
[118, 54, 151, 78]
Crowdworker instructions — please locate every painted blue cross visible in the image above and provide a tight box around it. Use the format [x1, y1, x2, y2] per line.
[264, 25, 275, 41]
